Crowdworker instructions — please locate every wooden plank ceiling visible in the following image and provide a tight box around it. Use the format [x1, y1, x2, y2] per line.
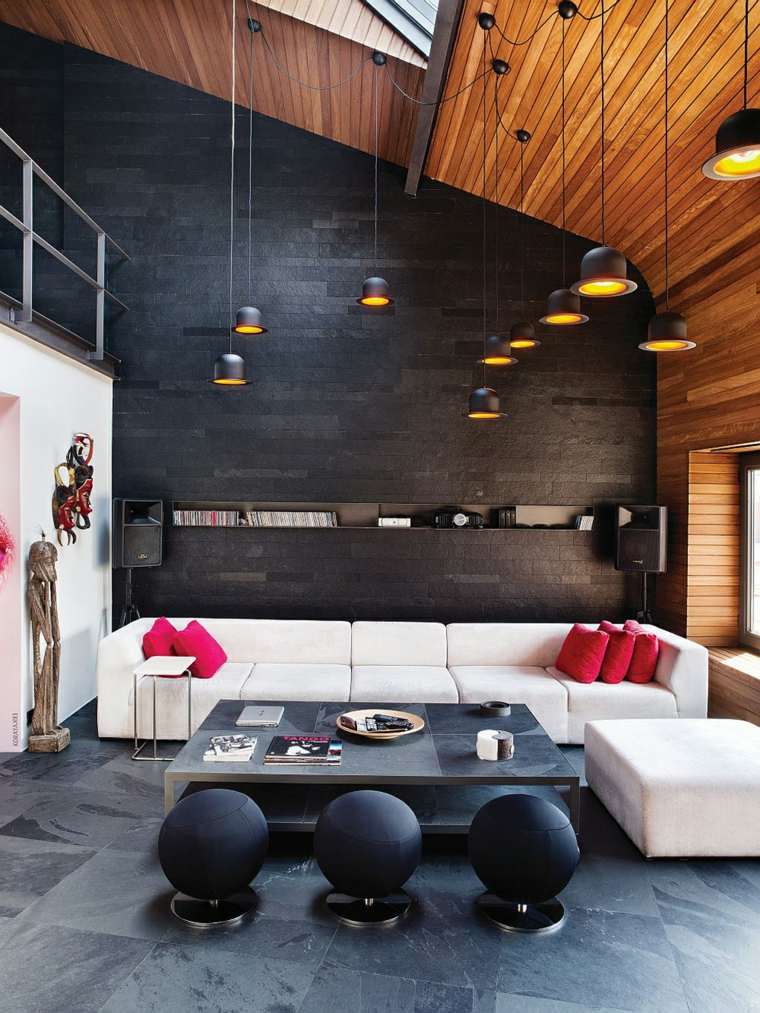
[0, 0, 426, 166]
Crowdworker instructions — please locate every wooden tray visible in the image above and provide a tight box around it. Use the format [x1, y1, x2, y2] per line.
[336, 709, 425, 741]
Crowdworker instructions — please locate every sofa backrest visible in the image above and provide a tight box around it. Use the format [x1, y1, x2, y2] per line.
[351, 621, 447, 666]
[446, 622, 573, 668]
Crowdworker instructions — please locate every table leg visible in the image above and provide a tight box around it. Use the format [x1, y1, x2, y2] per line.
[133, 670, 138, 753]
[568, 779, 582, 839]
[152, 674, 158, 760]
[187, 670, 192, 740]
[164, 774, 175, 814]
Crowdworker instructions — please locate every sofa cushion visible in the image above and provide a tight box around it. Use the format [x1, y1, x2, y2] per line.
[132, 662, 253, 739]
[241, 664, 351, 702]
[547, 666, 677, 742]
[350, 665, 458, 704]
[351, 622, 447, 667]
[585, 719, 760, 857]
[449, 666, 569, 742]
[555, 624, 609, 684]
[446, 623, 573, 668]
[196, 619, 351, 665]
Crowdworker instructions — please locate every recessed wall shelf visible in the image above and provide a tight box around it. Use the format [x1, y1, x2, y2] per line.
[171, 501, 595, 531]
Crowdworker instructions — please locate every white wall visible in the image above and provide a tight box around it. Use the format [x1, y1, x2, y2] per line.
[0, 322, 112, 747]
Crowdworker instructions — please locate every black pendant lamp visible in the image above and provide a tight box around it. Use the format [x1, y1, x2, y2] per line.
[641, 0, 694, 352]
[702, 0, 760, 180]
[212, 0, 250, 386]
[480, 58, 518, 368]
[510, 130, 541, 350]
[571, 0, 637, 299]
[540, 18, 588, 326]
[469, 22, 504, 420]
[358, 54, 393, 306]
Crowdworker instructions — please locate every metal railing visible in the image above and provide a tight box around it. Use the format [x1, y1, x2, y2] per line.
[0, 126, 129, 360]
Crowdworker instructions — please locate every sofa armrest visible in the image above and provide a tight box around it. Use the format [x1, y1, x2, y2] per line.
[642, 625, 708, 718]
[96, 618, 152, 737]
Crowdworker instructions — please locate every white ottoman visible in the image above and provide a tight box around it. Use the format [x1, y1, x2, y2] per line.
[585, 718, 760, 858]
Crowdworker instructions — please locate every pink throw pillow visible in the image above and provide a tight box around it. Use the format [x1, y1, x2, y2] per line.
[597, 626, 636, 684]
[598, 620, 623, 634]
[555, 624, 609, 684]
[173, 620, 227, 679]
[627, 633, 659, 683]
[624, 619, 644, 633]
[142, 617, 177, 659]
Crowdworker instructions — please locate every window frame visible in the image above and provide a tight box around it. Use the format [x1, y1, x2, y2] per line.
[739, 452, 760, 650]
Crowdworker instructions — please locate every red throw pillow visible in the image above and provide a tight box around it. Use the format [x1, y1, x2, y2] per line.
[555, 624, 609, 684]
[598, 620, 623, 634]
[627, 632, 659, 683]
[623, 619, 643, 633]
[142, 617, 177, 659]
[597, 626, 635, 684]
[172, 620, 227, 679]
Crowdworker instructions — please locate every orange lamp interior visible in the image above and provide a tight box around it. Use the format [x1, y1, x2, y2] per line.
[468, 411, 501, 419]
[544, 313, 585, 324]
[213, 378, 248, 385]
[641, 339, 692, 352]
[712, 148, 760, 178]
[234, 324, 264, 334]
[482, 355, 516, 366]
[360, 296, 390, 306]
[510, 339, 538, 349]
[577, 279, 628, 296]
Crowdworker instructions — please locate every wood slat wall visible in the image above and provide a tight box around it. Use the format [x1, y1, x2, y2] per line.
[0, 0, 425, 165]
[708, 647, 760, 725]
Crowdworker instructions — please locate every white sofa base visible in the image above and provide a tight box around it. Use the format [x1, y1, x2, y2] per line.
[586, 719, 760, 858]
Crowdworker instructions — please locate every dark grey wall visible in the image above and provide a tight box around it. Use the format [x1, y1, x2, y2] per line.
[0, 23, 657, 621]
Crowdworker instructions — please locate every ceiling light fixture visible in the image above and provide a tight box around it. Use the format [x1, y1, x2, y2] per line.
[212, 0, 250, 386]
[571, 0, 637, 299]
[641, 0, 694, 352]
[541, 16, 588, 326]
[469, 19, 504, 419]
[702, 0, 760, 180]
[509, 129, 541, 349]
[358, 52, 393, 307]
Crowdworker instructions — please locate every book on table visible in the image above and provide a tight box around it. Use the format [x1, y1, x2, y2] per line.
[264, 735, 342, 765]
[203, 734, 257, 762]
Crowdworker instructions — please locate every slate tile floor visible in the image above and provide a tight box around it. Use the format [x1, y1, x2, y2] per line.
[0, 701, 758, 1013]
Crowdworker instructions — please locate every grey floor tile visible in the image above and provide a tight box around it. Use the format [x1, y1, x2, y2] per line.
[560, 854, 660, 917]
[73, 749, 166, 803]
[0, 922, 151, 1013]
[496, 997, 621, 1012]
[251, 852, 335, 924]
[0, 836, 96, 916]
[496, 907, 688, 1013]
[101, 940, 314, 1013]
[1, 737, 124, 785]
[415, 979, 476, 1013]
[298, 960, 416, 1013]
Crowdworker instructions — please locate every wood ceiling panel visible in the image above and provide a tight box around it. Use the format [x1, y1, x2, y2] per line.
[0, 0, 425, 166]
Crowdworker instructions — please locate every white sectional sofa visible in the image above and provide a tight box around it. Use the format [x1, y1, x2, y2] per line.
[96, 619, 708, 745]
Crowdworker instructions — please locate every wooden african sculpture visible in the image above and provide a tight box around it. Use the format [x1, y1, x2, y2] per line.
[28, 537, 70, 752]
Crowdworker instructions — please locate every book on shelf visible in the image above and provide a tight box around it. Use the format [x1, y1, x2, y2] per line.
[241, 510, 337, 528]
[203, 734, 257, 762]
[378, 517, 411, 528]
[264, 735, 342, 764]
[574, 514, 595, 531]
[174, 509, 240, 527]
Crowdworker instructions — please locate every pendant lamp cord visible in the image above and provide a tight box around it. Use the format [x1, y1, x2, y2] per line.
[247, 15, 254, 301]
[520, 141, 525, 312]
[744, 0, 749, 109]
[374, 62, 379, 268]
[494, 72, 500, 326]
[600, 0, 605, 246]
[561, 19, 567, 287]
[229, 0, 236, 352]
[664, 0, 670, 309]
[482, 32, 488, 385]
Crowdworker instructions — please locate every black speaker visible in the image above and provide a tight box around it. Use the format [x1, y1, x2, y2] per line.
[615, 505, 667, 573]
[113, 499, 163, 569]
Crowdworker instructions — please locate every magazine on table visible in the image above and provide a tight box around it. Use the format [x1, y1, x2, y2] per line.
[264, 735, 342, 765]
[203, 734, 257, 762]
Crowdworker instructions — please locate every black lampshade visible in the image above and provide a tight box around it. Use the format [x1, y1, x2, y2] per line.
[639, 310, 695, 352]
[357, 276, 393, 306]
[480, 335, 518, 366]
[233, 305, 267, 334]
[509, 321, 541, 350]
[539, 288, 589, 325]
[571, 245, 637, 298]
[210, 352, 250, 386]
[702, 107, 760, 180]
[468, 386, 504, 419]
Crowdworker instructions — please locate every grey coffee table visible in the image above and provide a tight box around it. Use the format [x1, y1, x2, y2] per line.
[163, 700, 581, 836]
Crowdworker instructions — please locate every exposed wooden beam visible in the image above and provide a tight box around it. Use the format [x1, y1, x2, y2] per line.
[404, 0, 465, 196]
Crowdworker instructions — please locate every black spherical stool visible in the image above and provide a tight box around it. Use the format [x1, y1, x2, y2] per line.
[314, 790, 422, 927]
[469, 793, 579, 934]
[158, 788, 268, 929]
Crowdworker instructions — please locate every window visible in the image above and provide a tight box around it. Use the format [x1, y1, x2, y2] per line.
[740, 453, 760, 650]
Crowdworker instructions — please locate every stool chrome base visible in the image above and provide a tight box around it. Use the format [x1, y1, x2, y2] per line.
[170, 888, 258, 929]
[477, 893, 566, 934]
[326, 891, 412, 928]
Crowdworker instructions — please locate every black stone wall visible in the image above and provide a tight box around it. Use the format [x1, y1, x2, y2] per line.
[0, 23, 657, 621]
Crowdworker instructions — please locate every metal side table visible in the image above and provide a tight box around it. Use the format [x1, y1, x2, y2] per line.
[132, 656, 196, 761]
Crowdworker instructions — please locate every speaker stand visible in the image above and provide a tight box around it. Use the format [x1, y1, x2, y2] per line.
[636, 571, 653, 625]
[118, 568, 141, 628]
